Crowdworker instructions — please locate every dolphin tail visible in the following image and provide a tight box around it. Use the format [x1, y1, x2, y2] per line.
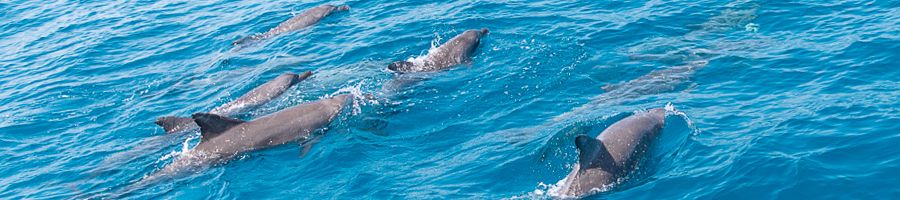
[155, 116, 196, 133]
[336, 5, 350, 11]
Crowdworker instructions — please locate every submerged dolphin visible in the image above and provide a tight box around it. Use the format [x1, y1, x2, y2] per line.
[553, 60, 707, 121]
[140, 94, 351, 185]
[155, 71, 313, 133]
[557, 108, 667, 197]
[387, 28, 489, 73]
[233, 4, 350, 46]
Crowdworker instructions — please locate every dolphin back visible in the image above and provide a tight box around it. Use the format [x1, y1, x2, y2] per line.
[211, 71, 312, 116]
[232, 4, 350, 46]
[387, 28, 488, 73]
[559, 108, 667, 197]
[154, 72, 311, 133]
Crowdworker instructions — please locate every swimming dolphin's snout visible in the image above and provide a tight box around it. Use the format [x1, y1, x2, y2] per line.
[327, 94, 353, 108]
[648, 108, 667, 123]
[478, 28, 489, 36]
[282, 71, 313, 85]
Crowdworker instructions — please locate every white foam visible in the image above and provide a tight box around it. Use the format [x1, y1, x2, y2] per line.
[401, 32, 446, 71]
[158, 134, 198, 162]
[331, 81, 372, 115]
[665, 102, 696, 128]
[744, 23, 759, 32]
[539, 175, 618, 199]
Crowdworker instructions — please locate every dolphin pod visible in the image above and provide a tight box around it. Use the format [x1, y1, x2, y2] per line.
[128, 1, 730, 197]
[557, 108, 667, 197]
[140, 94, 351, 185]
[233, 4, 350, 46]
[137, 3, 493, 190]
[155, 71, 312, 133]
[388, 28, 489, 73]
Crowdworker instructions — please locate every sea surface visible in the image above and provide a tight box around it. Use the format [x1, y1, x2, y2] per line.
[1, 0, 899, 199]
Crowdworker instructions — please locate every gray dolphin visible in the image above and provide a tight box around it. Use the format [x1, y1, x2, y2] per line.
[155, 71, 312, 133]
[140, 94, 351, 185]
[388, 28, 489, 73]
[553, 61, 707, 122]
[233, 4, 350, 46]
[556, 108, 667, 197]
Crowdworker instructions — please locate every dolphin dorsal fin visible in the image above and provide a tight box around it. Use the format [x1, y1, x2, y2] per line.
[575, 135, 612, 170]
[192, 113, 244, 140]
[155, 116, 195, 133]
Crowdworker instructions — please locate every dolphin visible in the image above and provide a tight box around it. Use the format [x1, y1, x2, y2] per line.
[388, 28, 489, 73]
[233, 4, 350, 46]
[556, 108, 667, 197]
[553, 60, 707, 122]
[155, 71, 313, 133]
[140, 94, 351, 185]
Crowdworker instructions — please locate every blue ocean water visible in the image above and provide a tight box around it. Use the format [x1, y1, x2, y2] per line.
[1, 0, 899, 199]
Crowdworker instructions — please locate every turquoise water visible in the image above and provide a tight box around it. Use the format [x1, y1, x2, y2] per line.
[2, 0, 899, 199]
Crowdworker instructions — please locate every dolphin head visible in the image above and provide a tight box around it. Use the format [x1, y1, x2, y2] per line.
[646, 108, 667, 125]
[275, 73, 302, 85]
[324, 94, 353, 110]
[464, 28, 489, 42]
[454, 28, 489, 58]
[275, 71, 313, 85]
[335, 5, 350, 11]
[387, 61, 416, 73]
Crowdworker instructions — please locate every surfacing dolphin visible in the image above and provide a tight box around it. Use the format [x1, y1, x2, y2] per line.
[233, 4, 350, 46]
[556, 108, 667, 198]
[387, 28, 489, 73]
[155, 71, 313, 133]
[140, 94, 351, 185]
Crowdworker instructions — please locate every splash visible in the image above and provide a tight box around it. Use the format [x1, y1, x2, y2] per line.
[513, 177, 617, 199]
[331, 80, 374, 115]
[504, 181, 561, 200]
[744, 23, 759, 32]
[158, 134, 198, 162]
[400, 32, 445, 71]
[664, 102, 698, 134]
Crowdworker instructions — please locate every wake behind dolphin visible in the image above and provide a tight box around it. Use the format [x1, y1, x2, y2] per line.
[233, 4, 350, 46]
